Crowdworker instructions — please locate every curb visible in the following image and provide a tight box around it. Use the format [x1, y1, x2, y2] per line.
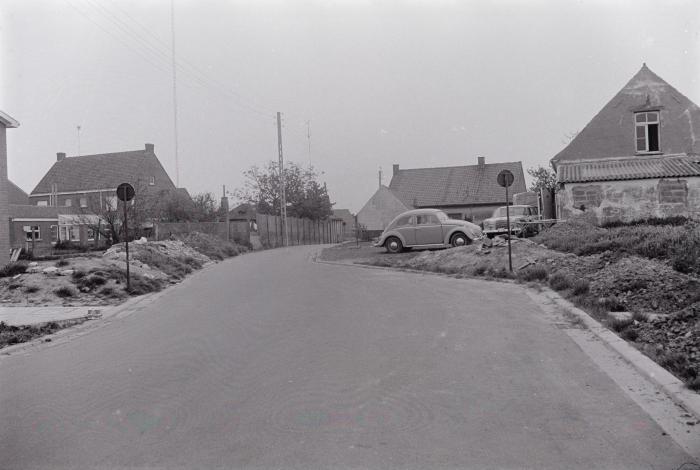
[314, 252, 700, 422]
[538, 288, 700, 423]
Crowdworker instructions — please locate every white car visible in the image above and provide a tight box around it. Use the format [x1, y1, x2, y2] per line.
[374, 209, 483, 253]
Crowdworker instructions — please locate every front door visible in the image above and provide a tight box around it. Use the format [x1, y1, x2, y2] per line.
[415, 214, 443, 245]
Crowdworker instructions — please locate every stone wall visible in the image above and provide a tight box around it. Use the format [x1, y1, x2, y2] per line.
[557, 177, 700, 223]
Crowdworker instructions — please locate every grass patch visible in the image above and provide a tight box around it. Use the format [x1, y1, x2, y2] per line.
[571, 279, 590, 296]
[24, 285, 40, 294]
[124, 275, 164, 296]
[98, 286, 126, 299]
[0, 262, 28, 278]
[549, 272, 573, 291]
[517, 264, 548, 282]
[132, 247, 195, 279]
[73, 274, 107, 291]
[686, 377, 700, 392]
[632, 311, 651, 322]
[0, 318, 87, 349]
[609, 317, 634, 332]
[54, 286, 77, 298]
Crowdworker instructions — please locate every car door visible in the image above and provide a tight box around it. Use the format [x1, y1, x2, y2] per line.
[414, 213, 444, 245]
[394, 215, 416, 246]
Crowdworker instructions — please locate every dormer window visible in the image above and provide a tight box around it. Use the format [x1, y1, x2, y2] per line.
[635, 111, 660, 153]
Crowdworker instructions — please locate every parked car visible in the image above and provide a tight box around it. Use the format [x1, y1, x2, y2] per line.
[374, 209, 483, 253]
[482, 205, 539, 238]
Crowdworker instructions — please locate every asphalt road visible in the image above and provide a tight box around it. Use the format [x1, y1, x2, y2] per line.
[0, 246, 694, 469]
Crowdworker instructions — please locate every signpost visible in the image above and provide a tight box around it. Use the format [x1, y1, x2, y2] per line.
[116, 183, 135, 291]
[497, 170, 514, 272]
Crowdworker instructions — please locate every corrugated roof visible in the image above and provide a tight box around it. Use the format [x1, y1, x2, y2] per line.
[389, 162, 526, 207]
[31, 146, 176, 195]
[551, 64, 700, 166]
[557, 154, 700, 183]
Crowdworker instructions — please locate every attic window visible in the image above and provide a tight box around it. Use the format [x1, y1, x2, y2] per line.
[149, 176, 156, 186]
[635, 111, 660, 153]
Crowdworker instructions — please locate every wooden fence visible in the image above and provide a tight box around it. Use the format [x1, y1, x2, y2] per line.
[256, 214, 345, 248]
[153, 215, 346, 248]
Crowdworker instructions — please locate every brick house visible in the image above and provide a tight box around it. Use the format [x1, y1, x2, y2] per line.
[356, 185, 411, 232]
[551, 64, 700, 223]
[0, 111, 20, 265]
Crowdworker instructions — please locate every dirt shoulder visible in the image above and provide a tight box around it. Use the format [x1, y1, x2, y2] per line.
[320, 226, 700, 392]
[0, 233, 247, 308]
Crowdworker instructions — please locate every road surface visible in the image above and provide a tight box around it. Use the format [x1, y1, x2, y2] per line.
[0, 246, 695, 468]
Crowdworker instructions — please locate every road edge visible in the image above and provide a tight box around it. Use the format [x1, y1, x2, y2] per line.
[313, 252, 700, 422]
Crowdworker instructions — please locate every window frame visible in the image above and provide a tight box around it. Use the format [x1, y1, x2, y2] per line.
[149, 176, 156, 186]
[24, 225, 41, 241]
[634, 111, 661, 153]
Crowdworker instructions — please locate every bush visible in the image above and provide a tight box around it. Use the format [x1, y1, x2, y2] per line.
[54, 286, 77, 298]
[549, 272, 573, 291]
[571, 279, 590, 296]
[517, 264, 548, 282]
[55, 259, 70, 267]
[0, 262, 28, 278]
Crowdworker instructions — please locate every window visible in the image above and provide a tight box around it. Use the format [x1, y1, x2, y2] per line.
[37, 200, 48, 206]
[105, 196, 118, 211]
[24, 226, 41, 241]
[635, 111, 660, 152]
[417, 214, 439, 225]
[59, 226, 80, 242]
[447, 213, 462, 220]
[80, 197, 88, 208]
[65, 198, 72, 207]
[87, 228, 96, 241]
[395, 215, 413, 227]
[149, 176, 156, 185]
[70, 226, 80, 241]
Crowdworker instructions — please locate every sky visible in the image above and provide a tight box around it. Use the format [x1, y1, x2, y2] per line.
[1, 0, 699, 213]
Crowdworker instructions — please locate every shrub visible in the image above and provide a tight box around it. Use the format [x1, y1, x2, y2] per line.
[55, 259, 70, 267]
[54, 286, 77, 298]
[686, 377, 700, 392]
[24, 285, 40, 294]
[71, 269, 87, 280]
[517, 264, 548, 282]
[75, 274, 107, 291]
[620, 327, 639, 341]
[124, 275, 164, 296]
[571, 279, 590, 296]
[0, 262, 28, 278]
[472, 264, 488, 276]
[549, 272, 572, 291]
[609, 317, 633, 332]
[601, 296, 626, 312]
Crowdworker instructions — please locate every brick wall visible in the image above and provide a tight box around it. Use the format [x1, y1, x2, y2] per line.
[0, 125, 10, 265]
[557, 177, 700, 223]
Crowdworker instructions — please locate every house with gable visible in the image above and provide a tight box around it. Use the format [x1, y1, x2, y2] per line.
[357, 157, 526, 232]
[551, 64, 700, 223]
[14, 143, 188, 254]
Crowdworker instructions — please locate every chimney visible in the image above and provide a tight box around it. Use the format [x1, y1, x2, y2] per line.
[477, 156, 485, 167]
[393, 164, 400, 176]
[57, 152, 66, 162]
[145, 143, 155, 153]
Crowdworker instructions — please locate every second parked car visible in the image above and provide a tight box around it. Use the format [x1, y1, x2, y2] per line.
[375, 209, 483, 253]
[482, 205, 539, 238]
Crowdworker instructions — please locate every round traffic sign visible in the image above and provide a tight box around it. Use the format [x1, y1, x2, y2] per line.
[116, 183, 135, 202]
[497, 170, 514, 188]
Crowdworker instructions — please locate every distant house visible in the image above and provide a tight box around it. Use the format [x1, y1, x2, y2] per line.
[551, 64, 700, 223]
[30, 143, 180, 210]
[8, 180, 28, 205]
[357, 185, 411, 232]
[0, 110, 20, 265]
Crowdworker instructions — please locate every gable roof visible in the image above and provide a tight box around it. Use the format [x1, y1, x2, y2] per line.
[0, 110, 19, 128]
[551, 64, 700, 167]
[7, 180, 29, 205]
[389, 161, 526, 207]
[557, 154, 700, 183]
[31, 145, 176, 195]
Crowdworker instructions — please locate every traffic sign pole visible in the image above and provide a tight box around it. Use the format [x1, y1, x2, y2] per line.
[496, 169, 515, 272]
[116, 183, 136, 292]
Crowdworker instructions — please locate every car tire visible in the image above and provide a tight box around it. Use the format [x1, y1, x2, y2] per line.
[450, 232, 470, 247]
[385, 236, 403, 253]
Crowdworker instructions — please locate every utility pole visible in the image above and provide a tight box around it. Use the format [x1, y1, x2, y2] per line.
[76, 125, 81, 156]
[277, 112, 288, 246]
[378, 166, 382, 188]
[306, 119, 311, 165]
[171, 0, 180, 187]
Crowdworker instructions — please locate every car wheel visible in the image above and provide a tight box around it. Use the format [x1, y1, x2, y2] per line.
[450, 232, 470, 247]
[385, 236, 403, 253]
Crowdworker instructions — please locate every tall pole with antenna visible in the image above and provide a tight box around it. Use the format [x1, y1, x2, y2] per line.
[171, 0, 180, 187]
[277, 112, 288, 246]
[306, 119, 311, 165]
[76, 125, 82, 156]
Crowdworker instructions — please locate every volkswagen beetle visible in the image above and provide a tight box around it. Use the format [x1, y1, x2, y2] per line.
[374, 209, 483, 253]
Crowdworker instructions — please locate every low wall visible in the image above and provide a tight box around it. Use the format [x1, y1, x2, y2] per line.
[557, 177, 700, 223]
